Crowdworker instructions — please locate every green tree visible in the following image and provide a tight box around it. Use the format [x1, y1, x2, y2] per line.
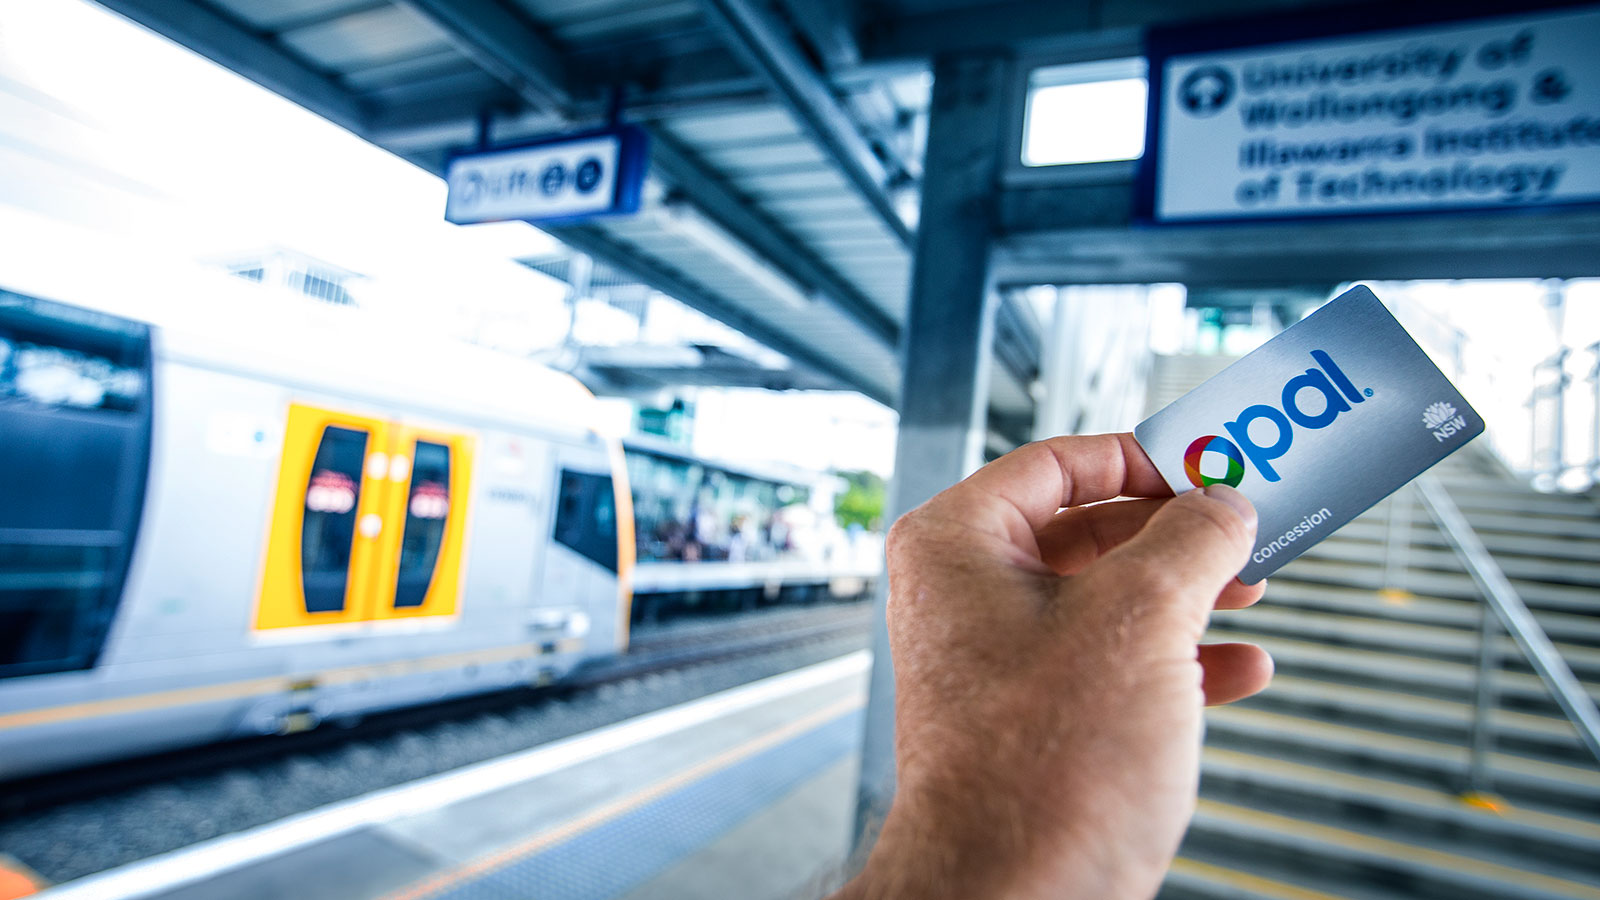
[834, 470, 886, 531]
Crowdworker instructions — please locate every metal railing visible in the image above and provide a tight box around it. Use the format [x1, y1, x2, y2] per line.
[1396, 475, 1600, 794]
[1382, 284, 1600, 492]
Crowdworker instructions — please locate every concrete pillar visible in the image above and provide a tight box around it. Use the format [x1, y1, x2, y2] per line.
[852, 49, 1014, 859]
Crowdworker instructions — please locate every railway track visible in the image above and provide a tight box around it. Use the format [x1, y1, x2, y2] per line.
[0, 600, 873, 885]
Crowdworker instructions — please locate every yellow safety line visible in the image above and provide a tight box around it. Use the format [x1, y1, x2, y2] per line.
[378, 693, 867, 900]
[1197, 799, 1600, 899]
[0, 643, 552, 730]
[1168, 857, 1352, 900]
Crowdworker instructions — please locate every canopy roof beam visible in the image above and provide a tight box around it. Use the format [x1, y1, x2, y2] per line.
[396, 0, 573, 119]
[697, 0, 914, 247]
[94, 0, 370, 133]
[649, 131, 900, 349]
[546, 225, 894, 406]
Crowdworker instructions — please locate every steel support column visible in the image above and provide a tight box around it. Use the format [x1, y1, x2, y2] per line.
[853, 50, 1014, 859]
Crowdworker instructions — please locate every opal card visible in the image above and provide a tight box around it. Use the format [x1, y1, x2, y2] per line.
[1134, 285, 1482, 583]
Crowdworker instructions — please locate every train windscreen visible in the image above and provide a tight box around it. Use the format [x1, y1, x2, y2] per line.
[0, 290, 152, 679]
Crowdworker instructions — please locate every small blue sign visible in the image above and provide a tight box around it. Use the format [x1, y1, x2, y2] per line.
[575, 157, 604, 193]
[444, 125, 650, 225]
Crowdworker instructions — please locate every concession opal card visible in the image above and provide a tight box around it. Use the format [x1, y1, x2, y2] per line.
[1134, 285, 1483, 584]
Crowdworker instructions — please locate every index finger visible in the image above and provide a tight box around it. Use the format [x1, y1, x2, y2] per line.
[955, 434, 1172, 535]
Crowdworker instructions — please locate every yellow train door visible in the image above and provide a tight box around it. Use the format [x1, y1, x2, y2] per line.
[255, 404, 473, 631]
[368, 423, 474, 622]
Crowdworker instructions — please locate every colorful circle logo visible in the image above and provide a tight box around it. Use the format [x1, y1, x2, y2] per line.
[1184, 435, 1245, 488]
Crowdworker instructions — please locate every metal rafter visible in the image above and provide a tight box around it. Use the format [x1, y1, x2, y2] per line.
[697, 0, 914, 247]
[361, 2, 900, 354]
[649, 131, 899, 349]
[94, 0, 370, 133]
[544, 226, 895, 406]
[396, 0, 573, 118]
[775, 0, 860, 71]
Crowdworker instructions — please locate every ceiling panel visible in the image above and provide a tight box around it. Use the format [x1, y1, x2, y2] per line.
[279, 4, 454, 72]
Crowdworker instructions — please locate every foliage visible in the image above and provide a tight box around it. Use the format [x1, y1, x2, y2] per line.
[834, 469, 886, 531]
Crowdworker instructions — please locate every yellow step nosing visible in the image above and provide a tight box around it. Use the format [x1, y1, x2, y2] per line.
[1206, 706, 1600, 788]
[1211, 612, 1600, 670]
[1201, 746, 1600, 842]
[1195, 798, 1600, 899]
[1168, 857, 1355, 900]
[1205, 629, 1600, 701]
[1250, 674, 1587, 739]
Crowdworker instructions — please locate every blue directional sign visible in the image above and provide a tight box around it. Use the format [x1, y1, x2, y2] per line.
[445, 125, 649, 225]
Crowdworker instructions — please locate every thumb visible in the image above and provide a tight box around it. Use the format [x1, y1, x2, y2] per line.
[1081, 485, 1258, 621]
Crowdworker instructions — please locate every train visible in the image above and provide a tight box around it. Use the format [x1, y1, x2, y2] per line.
[0, 260, 877, 780]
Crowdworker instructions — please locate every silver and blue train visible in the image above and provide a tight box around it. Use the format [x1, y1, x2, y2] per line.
[0, 279, 874, 779]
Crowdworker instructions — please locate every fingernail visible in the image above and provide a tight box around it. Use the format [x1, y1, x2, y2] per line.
[1202, 483, 1257, 529]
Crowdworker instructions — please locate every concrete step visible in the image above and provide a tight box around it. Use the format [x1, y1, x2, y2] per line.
[1182, 798, 1600, 900]
[1204, 705, 1600, 819]
[1199, 746, 1600, 881]
[1204, 626, 1600, 718]
[1329, 518, 1600, 564]
[1430, 482, 1600, 517]
[1217, 605, 1600, 686]
[1345, 503, 1600, 541]
[1236, 673, 1590, 765]
[1275, 558, 1600, 615]
[1305, 537, 1600, 589]
[1259, 579, 1600, 648]
[1397, 485, 1600, 519]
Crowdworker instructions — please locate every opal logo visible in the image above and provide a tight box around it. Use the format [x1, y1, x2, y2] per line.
[1184, 350, 1369, 487]
[1185, 435, 1245, 487]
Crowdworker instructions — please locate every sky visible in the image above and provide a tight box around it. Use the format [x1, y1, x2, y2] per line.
[0, 0, 570, 345]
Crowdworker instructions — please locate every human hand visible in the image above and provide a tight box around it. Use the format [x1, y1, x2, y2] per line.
[837, 434, 1271, 900]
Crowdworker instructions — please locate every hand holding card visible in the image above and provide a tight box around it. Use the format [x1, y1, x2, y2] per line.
[1134, 285, 1483, 583]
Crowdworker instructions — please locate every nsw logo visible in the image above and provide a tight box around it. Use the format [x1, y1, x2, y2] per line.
[1183, 350, 1368, 488]
[1422, 401, 1467, 441]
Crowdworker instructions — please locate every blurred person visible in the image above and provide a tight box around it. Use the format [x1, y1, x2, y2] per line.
[728, 514, 752, 563]
[830, 434, 1271, 900]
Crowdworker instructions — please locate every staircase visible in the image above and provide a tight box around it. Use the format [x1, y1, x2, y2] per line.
[1146, 356, 1600, 900]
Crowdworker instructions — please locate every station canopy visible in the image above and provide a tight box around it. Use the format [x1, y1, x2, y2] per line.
[92, 0, 1600, 444]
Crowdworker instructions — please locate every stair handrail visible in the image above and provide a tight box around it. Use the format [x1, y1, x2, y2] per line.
[1413, 474, 1600, 772]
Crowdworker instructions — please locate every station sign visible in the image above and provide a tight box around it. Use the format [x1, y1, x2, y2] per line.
[444, 125, 649, 225]
[1137, 3, 1600, 223]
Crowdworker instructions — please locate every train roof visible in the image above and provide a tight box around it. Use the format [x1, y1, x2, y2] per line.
[0, 207, 605, 442]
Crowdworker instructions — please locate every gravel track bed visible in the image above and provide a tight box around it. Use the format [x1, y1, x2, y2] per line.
[0, 601, 872, 885]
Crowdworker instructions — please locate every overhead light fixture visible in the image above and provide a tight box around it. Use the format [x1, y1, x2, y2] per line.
[651, 198, 814, 310]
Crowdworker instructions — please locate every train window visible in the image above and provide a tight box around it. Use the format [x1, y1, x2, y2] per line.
[300, 426, 368, 613]
[554, 469, 618, 572]
[0, 292, 152, 678]
[0, 543, 115, 678]
[0, 320, 145, 414]
[394, 440, 451, 608]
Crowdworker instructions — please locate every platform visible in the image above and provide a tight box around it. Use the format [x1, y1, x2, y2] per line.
[40, 653, 871, 900]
